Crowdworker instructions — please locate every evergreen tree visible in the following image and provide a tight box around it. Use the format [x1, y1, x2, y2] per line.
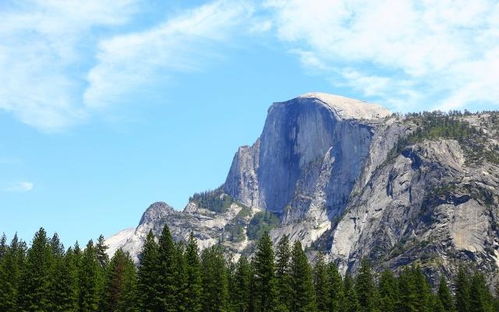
[355, 259, 378, 312]
[469, 272, 494, 312]
[232, 255, 252, 312]
[19, 227, 52, 311]
[314, 254, 331, 312]
[103, 249, 137, 312]
[0, 233, 8, 259]
[290, 241, 316, 312]
[397, 267, 418, 312]
[78, 240, 101, 312]
[95, 234, 110, 268]
[137, 231, 161, 312]
[378, 269, 398, 312]
[343, 273, 360, 312]
[456, 267, 471, 312]
[49, 243, 79, 311]
[437, 275, 455, 312]
[275, 235, 292, 312]
[157, 225, 178, 312]
[411, 267, 432, 312]
[174, 242, 188, 312]
[201, 245, 229, 312]
[0, 234, 25, 312]
[328, 262, 344, 312]
[253, 232, 278, 312]
[184, 233, 202, 312]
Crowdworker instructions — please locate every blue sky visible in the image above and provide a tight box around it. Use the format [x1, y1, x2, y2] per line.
[1, 0, 498, 247]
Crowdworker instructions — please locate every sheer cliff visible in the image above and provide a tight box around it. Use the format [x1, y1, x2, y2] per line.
[106, 93, 499, 283]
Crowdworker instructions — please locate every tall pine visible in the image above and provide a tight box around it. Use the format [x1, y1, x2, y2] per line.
[253, 232, 278, 312]
[328, 262, 344, 312]
[78, 240, 101, 312]
[275, 235, 292, 312]
[0, 234, 25, 312]
[290, 241, 316, 312]
[456, 267, 471, 312]
[314, 254, 331, 312]
[19, 227, 52, 311]
[103, 249, 137, 312]
[437, 275, 455, 312]
[184, 233, 202, 312]
[201, 245, 229, 312]
[378, 269, 398, 312]
[355, 259, 379, 312]
[137, 231, 161, 312]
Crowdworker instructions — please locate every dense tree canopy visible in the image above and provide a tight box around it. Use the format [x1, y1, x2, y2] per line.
[0, 227, 498, 312]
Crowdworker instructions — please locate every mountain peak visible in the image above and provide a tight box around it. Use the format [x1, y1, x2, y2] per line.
[297, 92, 391, 120]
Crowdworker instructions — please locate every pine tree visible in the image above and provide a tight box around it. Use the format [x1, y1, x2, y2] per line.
[137, 231, 161, 312]
[275, 235, 292, 312]
[343, 273, 360, 312]
[174, 242, 187, 312]
[78, 240, 101, 312]
[355, 259, 378, 312]
[103, 249, 137, 312]
[201, 245, 229, 312]
[378, 269, 397, 312]
[253, 232, 278, 312]
[157, 225, 178, 312]
[0, 234, 25, 312]
[290, 241, 316, 312]
[411, 267, 432, 312]
[328, 262, 344, 312]
[0, 233, 7, 259]
[438, 275, 455, 312]
[456, 267, 471, 312]
[469, 272, 494, 312]
[19, 227, 52, 311]
[48, 239, 79, 312]
[232, 255, 252, 312]
[184, 233, 202, 312]
[314, 254, 331, 312]
[95, 235, 110, 268]
[397, 267, 418, 312]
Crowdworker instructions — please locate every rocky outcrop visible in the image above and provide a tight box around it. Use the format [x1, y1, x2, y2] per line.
[106, 93, 499, 283]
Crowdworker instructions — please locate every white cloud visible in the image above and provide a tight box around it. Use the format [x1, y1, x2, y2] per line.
[84, 0, 252, 109]
[0, 0, 138, 132]
[3, 181, 34, 192]
[265, 0, 499, 111]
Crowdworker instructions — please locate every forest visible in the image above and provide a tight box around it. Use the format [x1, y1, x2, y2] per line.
[0, 226, 498, 312]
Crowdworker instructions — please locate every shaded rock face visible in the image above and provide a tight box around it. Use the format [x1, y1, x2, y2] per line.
[106, 93, 499, 284]
[224, 97, 375, 221]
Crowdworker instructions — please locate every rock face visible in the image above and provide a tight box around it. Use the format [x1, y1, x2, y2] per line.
[106, 93, 499, 283]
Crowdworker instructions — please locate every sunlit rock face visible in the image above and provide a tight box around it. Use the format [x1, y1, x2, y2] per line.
[106, 93, 499, 285]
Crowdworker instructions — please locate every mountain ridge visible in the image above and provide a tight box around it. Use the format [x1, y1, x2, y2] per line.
[106, 93, 499, 285]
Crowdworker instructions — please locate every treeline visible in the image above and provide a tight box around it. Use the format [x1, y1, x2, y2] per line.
[1, 227, 498, 312]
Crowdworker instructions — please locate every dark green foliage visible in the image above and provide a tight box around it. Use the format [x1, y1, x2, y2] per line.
[456, 267, 472, 312]
[137, 231, 161, 312]
[19, 227, 52, 311]
[247, 211, 280, 240]
[469, 272, 494, 312]
[343, 273, 360, 312]
[231, 256, 252, 312]
[314, 254, 330, 312]
[103, 249, 137, 312]
[201, 245, 229, 312]
[0, 234, 25, 312]
[78, 240, 101, 312]
[184, 234, 202, 312]
[437, 275, 455, 312]
[2, 227, 499, 312]
[189, 188, 234, 213]
[378, 270, 398, 312]
[252, 232, 278, 312]
[275, 235, 292, 312]
[157, 225, 178, 312]
[328, 262, 344, 312]
[96, 234, 110, 268]
[355, 259, 378, 312]
[290, 241, 316, 312]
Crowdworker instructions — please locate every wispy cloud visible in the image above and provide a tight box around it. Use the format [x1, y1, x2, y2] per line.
[3, 181, 34, 192]
[84, 0, 252, 109]
[265, 0, 499, 111]
[0, 0, 253, 131]
[0, 0, 138, 132]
